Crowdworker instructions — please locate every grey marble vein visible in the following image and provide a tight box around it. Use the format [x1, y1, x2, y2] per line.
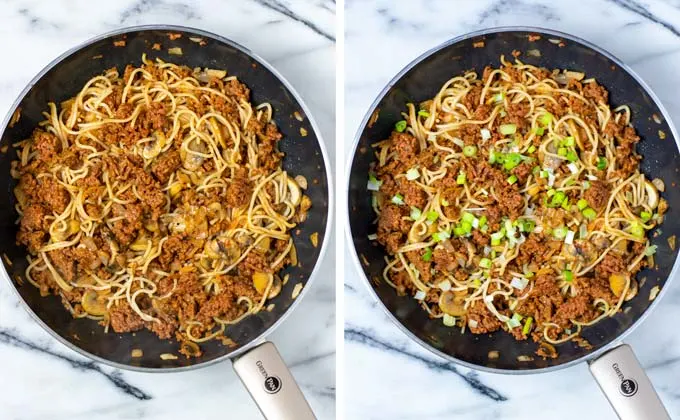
[608, 0, 680, 36]
[0, 329, 151, 401]
[345, 327, 507, 402]
[253, 0, 335, 41]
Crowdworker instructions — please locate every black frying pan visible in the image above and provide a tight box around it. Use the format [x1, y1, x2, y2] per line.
[347, 27, 680, 419]
[0, 25, 330, 419]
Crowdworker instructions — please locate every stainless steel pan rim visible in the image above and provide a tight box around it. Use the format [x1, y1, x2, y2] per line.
[345, 25, 680, 375]
[0, 24, 334, 373]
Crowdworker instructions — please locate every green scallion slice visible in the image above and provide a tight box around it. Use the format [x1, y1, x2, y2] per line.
[463, 145, 477, 157]
[391, 194, 404, 205]
[577, 199, 589, 211]
[507, 174, 518, 184]
[499, 123, 517, 135]
[582, 207, 597, 220]
[395, 120, 407, 132]
[422, 248, 433, 261]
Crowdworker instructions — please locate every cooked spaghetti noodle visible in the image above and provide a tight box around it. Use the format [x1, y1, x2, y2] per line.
[13, 55, 311, 357]
[369, 55, 667, 358]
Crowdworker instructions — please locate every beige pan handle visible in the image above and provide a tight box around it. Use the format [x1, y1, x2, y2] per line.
[232, 341, 317, 420]
[589, 344, 670, 420]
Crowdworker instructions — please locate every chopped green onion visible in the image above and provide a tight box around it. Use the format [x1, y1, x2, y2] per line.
[582, 207, 597, 220]
[577, 199, 589, 210]
[563, 270, 573, 282]
[539, 112, 553, 126]
[562, 136, 575, 147]
[503, 153, 523, 170]
[579, 223, 588, 239]
[553, 226, 568, 240]
[494, 92, 505, 103]
[550, 191, 566, 207]
[479, 258, 492, 269]
[432, 231, 451, 242]
[463, 145, 478, 157]
[532, 166, 540, 176]
[597, 157, 608, 170]
[391, 194, 404, 205]
[499, 123, 517, 135]
[490, 231, 504, 246]
[456, 172, 466, 185]
[461, 221, 473, 234]
[367, 174, 382, 191]
[443, 314, 456, 327]
[583, 181, 591, 189]
[422, 248, 433, 262]
[630, 222, 645, 238]
[547, 189, 556, 197]
[566, 150, 578, 162]
[367, 233, 378, 240]
[418, 110, 430, 118]
[507, 175, 518, 185]
[453, 225, 466, 237]
[540, 170, 549, 179]
[410, 207, 422, 220]
[520, 219, 536, 233]
[557, 147, 567, 157]
[533, 126, 545, 136]
[522, 317, 533, 335]
[395, 120, 407, 132]
[427, 211, 439, 223]
[561, 198, 571, 211]
[641, 211, 652, 222]
[527, 145, 536, 154]
[441, 198, 450, 207]
[405, 167, 420, 180]
[507, 313, 523, 328]
[645, 245, 658, 256]
[462, 212, 476, 224]
[479, 216, 488, 228]
[488, 149, 498, 164]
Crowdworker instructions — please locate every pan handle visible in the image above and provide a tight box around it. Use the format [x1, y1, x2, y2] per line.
[589, 343, 670, 420]
[232, 341, 317, 420]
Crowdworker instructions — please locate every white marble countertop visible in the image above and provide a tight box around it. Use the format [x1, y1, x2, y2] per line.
[0, 1, 335, 419]
[344, 0, 680, 419]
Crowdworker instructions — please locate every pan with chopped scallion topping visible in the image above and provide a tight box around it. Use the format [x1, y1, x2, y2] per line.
[348, 28, 680, 387]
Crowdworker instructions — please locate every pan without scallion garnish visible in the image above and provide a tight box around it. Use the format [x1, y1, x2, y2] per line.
[12, 55, 312, 359]
[367, 55, 667, 358]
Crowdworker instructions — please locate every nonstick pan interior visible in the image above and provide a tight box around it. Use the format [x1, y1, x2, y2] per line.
[0, 26, 330, 370]
[348, 28, 680, 371]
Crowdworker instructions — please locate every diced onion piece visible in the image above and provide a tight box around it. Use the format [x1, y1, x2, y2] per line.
[645, 245, 657, 256]
[480, 129, 491, 141]
[565, 230, 575, 244]
[468, 319, 479, 328]
[510, 277, 529, 290]
[406, 167, 420, 180]
[437, 280, 451, 291]
[579, 224, 588, 239]
[443, 314, 456, 327]
[547, 173, 556, 187]
[414, 290, 427, 300]
[453, 137, 465, 147]
[367, 233, 378, 241]
[367, 175, 382, 191]
[586, 174, 598, 181]
[488, 350, 500, 359]
[567, 163, 578, 174]
[484, 294, 495, 303]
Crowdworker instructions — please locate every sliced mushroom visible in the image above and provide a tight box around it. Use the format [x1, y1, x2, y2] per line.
[142, 131, 166, 160]
[181, 139, 209, 171]
[180, 341, 201, 357]
[130, 237, 149, 252]
[652, 178, 665, 192]
[625, 278, 638, 301]
[609, 273, 629, 297]
[644, 180, 659, 209]
[81, 290, 108, 316]
[294, 175, 308, 190]
[287, 176, 301, 206]
[53, 220, 80, 241]
[267, 276, 282, 299]
[438, 290, 467, 316]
